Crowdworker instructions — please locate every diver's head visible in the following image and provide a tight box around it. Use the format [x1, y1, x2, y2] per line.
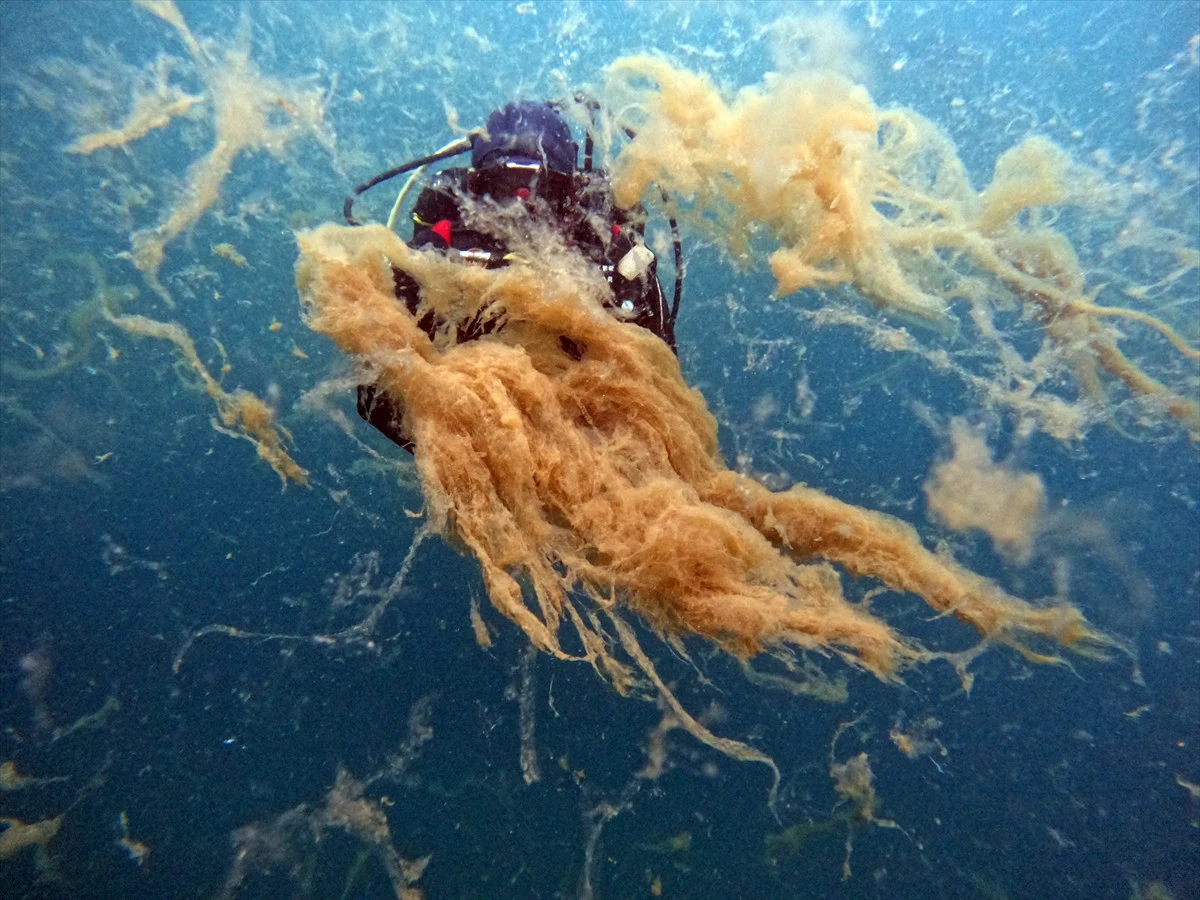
[467, 101, 578, 210]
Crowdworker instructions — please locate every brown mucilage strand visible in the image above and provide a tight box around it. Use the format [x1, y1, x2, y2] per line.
[602, 58, 1199, 439]
[297, 220, 1111, 792]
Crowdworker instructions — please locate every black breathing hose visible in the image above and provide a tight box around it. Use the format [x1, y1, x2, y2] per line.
[343, 139, 472, 226]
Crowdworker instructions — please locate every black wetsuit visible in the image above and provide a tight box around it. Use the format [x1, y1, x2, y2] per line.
[357, 168, 675, 453]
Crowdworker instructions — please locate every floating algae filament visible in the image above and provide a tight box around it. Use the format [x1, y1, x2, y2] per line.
[601, 58, 1199, 437]
[98, 0, 333, 304]
[0, 815, 62, 861]
[63, 59, 203, 155]
[296, 221, 1109, 792]
[0, 252, 297, 485]
[924, 420, 1046, 563]
[211, 242, 249, 268]
[104, 311, 306, 486]
[889, 715, 947, 762]
[765, 718, 903, 874]
[828, 751, 898, 878]
[0, 254, 136, 383]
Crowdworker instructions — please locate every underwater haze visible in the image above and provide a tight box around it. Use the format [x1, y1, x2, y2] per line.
[1, 2, 1198, 899]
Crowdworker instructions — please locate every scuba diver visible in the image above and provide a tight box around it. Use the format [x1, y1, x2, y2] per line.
[344, 100, 682, 453]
